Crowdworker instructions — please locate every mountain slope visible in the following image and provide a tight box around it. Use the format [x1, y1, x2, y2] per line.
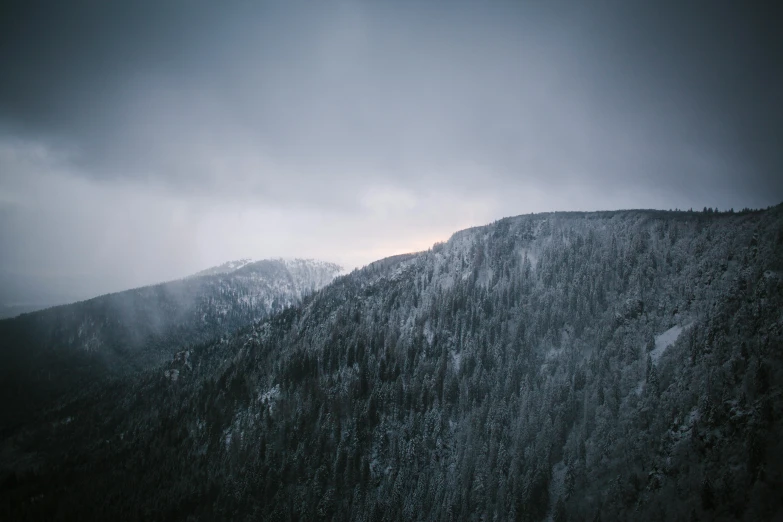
[0, 258, 341, 430]
[189, 258, 256, 277]
[2, 208, 782, 521]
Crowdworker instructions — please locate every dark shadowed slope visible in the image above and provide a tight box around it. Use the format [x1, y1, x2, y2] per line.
[2, 207, 782, 521]
[0, 258, 341, 430]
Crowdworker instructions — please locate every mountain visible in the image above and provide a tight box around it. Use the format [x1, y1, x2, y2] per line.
[189, 258, 256, 278]
[2, 208, 782, 521]
[0, 258, 342, 430]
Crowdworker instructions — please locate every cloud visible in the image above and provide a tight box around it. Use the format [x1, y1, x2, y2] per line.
[0, 0, 781, 303]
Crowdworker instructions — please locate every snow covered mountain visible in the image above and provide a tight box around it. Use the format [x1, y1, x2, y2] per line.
[0, 258, 341, 429]
[2, 207, 782, 521]
[189, 258, 256, 277]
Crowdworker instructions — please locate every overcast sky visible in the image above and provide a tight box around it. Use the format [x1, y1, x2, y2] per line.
[1, 1, 781, 304]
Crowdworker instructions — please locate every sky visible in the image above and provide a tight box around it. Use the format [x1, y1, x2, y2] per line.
[0, 0, 781, 305]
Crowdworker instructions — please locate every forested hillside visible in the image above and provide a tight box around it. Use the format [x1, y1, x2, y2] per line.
[0, 258, 341, 430]
[2, 208, 782, 521]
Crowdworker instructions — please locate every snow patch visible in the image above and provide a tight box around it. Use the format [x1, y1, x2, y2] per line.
[423, 320, 435, 346]
[259, 384, 281, 413]
[451, 350, 462, 372]
[519, 248, 538, 269]
[635, 380, 645, 396]
[650, 323, 691, 364]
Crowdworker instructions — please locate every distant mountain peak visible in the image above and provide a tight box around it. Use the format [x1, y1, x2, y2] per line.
[0, 255, 344, 429]
[189, 258, 256, 277]
[191, 257, 343, 279]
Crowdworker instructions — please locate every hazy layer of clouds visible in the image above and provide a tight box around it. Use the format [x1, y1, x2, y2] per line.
[0, 1, 781, 304]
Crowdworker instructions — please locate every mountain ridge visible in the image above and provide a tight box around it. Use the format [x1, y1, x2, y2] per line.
[2, 206, 782, 520]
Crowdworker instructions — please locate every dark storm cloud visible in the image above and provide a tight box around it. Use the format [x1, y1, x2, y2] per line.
[0, 0, 781, 303]
[577, 1, 783, 199]
[1, 0, 777, 200]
